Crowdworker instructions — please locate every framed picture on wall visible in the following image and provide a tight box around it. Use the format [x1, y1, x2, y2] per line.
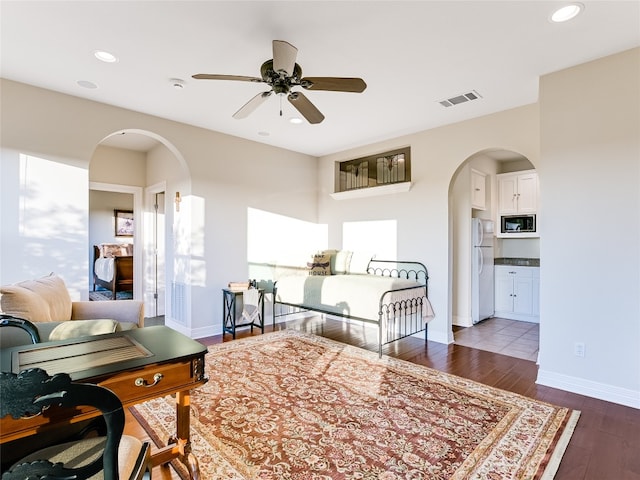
[115, 209, 134, 237]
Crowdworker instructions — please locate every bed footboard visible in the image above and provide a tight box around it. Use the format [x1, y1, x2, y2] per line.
[93, 245, 134, 300]
[273, 258, 433, 356]
[377, 284, 432, 356]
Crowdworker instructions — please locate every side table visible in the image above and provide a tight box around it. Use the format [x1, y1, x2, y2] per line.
[222, 288, 264, 339]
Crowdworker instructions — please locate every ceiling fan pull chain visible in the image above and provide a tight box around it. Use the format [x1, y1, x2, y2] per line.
[279, 94, 283, 117]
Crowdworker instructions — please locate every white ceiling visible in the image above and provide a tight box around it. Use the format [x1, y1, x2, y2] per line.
[1, 1, 639, 157]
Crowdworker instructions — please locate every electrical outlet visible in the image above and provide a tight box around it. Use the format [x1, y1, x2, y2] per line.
[574, 342, 585, 357]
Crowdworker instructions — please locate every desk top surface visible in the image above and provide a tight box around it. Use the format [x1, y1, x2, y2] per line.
[1, 326, 207, 381]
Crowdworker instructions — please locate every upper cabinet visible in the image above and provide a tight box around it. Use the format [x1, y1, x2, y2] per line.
[470, 169, 487, 210]
[497, 170, 538, 214]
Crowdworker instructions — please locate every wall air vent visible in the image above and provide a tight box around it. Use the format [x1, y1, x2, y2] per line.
[439, 90, 482, 107]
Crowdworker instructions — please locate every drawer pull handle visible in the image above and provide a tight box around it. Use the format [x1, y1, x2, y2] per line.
[135, 373, 164, 388]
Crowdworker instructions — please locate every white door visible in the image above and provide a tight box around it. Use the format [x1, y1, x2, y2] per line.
[144, 185, 166, 318]
[494, 268, 514, 313]
[513, 274, 534, 315]
[515, 173, 538, 213]
[153, 192, 166, 317]
[498, 175, 518, 214]
[478, 246, 494, 320]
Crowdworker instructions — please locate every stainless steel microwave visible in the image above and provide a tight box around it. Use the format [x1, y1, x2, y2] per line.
[500, 214, 536, 234]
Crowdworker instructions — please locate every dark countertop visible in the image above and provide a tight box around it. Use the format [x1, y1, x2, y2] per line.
[1, 325, 208, 380]
[494, 257, 540, 267]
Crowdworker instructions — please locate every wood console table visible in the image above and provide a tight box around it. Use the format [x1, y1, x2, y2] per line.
[0, 326, 208, 479]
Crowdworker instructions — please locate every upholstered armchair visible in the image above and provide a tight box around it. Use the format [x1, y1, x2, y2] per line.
[0, 273, 143, 349]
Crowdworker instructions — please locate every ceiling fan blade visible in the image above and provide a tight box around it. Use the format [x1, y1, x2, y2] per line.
[287, 91, 325, 124]
[273, 40, 298, 76]
[300, 77, 367, 93]
[192, 74, 263, 83]
[233, 91, 272, 119]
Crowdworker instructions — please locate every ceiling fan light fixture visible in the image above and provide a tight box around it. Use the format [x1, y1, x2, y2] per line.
[93, 50, 118, 63]
[550, 3, 584, 23]
[289, 117, 303, 124]
[192, 39, 366, 124]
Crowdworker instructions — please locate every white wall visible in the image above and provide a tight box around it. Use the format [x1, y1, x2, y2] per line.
[536, 48, 640, 406]
[0, 151, 89, 299]
[316, 49, 639, 407]
[145, 141, 188, 324]
[91, 145, 147, 186]
[451, 154, 500, 327]
[88, 190, 134, 249]
[318, 104, 541, 345]
[497, 238, 539, 259]
[1, 48, 638, 408]
[0, 79, 318, 339]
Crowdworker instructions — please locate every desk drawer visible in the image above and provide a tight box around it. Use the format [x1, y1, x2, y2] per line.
[97, 360, 199, 405]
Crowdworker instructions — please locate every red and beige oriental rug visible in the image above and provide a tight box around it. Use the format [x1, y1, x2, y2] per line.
[130, 330, 579, 480]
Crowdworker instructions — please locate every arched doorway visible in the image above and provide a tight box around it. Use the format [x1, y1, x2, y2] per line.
[89, 130, 189, 324]
[449, 148, 540, 361]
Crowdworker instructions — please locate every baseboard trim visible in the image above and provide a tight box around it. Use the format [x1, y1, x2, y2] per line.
[426, 329, 451, 345]
[453, 315, 472, 328]
[190, 324, 218, 339]
[493, 310, 539, 323]
[163, 318, 196, 337]
[172, 315, 451, 346]
[537, 369, 640, 409]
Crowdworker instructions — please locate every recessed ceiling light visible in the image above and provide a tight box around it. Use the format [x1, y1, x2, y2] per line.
[77, 80, 98, 89]
[289, 117, 303, 124]
[94, 50, 118, 63]
[170, 78, 185, 89]
[258, 131, 270, 137]
[550, 3, 583, 23]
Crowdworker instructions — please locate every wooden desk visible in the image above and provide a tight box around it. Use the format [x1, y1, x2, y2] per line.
[0, 326, 208, 479]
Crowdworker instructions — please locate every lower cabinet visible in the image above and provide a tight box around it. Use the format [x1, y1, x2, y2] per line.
[494, 266, 539, 322]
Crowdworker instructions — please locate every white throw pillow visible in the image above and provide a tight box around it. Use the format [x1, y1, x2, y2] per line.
[49, 319, 119, 341]
[348, 252, 374, 274]
[0, 273, 72, 322]
[332, 250, 352, 274]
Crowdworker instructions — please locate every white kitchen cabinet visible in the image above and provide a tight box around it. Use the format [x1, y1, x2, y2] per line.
[494, 265, 539, 322]
[471, 169, 487, 210]
[497, 170, 538, 214]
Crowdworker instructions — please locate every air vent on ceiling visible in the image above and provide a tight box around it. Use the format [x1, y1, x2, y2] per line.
[439, 90, 482, 107]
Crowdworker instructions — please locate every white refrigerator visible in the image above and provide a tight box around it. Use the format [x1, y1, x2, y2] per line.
[471, 218, 494, 324]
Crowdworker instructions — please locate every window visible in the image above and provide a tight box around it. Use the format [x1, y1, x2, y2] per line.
[336, 147, 411, 193]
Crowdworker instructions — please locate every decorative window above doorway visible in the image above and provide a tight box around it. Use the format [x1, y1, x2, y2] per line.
[332, 147, 411, 199]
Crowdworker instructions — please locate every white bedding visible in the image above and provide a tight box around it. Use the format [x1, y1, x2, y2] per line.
[275, 274, 435, 322]
[94, 257, 114, 282]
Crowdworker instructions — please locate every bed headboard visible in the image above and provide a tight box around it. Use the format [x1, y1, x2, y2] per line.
[367, 259, 428, 286]
[94, 243, 133, 260]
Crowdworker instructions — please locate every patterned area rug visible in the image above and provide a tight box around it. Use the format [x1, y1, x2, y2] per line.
[88, 290, 133, 301]
[130, 330, 579, 479]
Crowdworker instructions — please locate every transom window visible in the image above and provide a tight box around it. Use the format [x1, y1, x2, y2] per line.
[336, 147, 411, 193]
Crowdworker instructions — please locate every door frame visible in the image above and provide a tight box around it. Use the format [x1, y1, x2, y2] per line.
[145, 181, 167, 318]
[89, 181, 144, 300]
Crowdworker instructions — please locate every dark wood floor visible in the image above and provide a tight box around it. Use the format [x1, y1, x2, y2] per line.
[129, 316, 640, 480]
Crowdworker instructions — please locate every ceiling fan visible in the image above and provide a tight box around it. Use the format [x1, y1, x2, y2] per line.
[192, 40, 367, 124]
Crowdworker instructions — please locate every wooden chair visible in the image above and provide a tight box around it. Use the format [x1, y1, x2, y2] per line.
[0, 314, 41, 344]
[1, 368, 151, 480]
